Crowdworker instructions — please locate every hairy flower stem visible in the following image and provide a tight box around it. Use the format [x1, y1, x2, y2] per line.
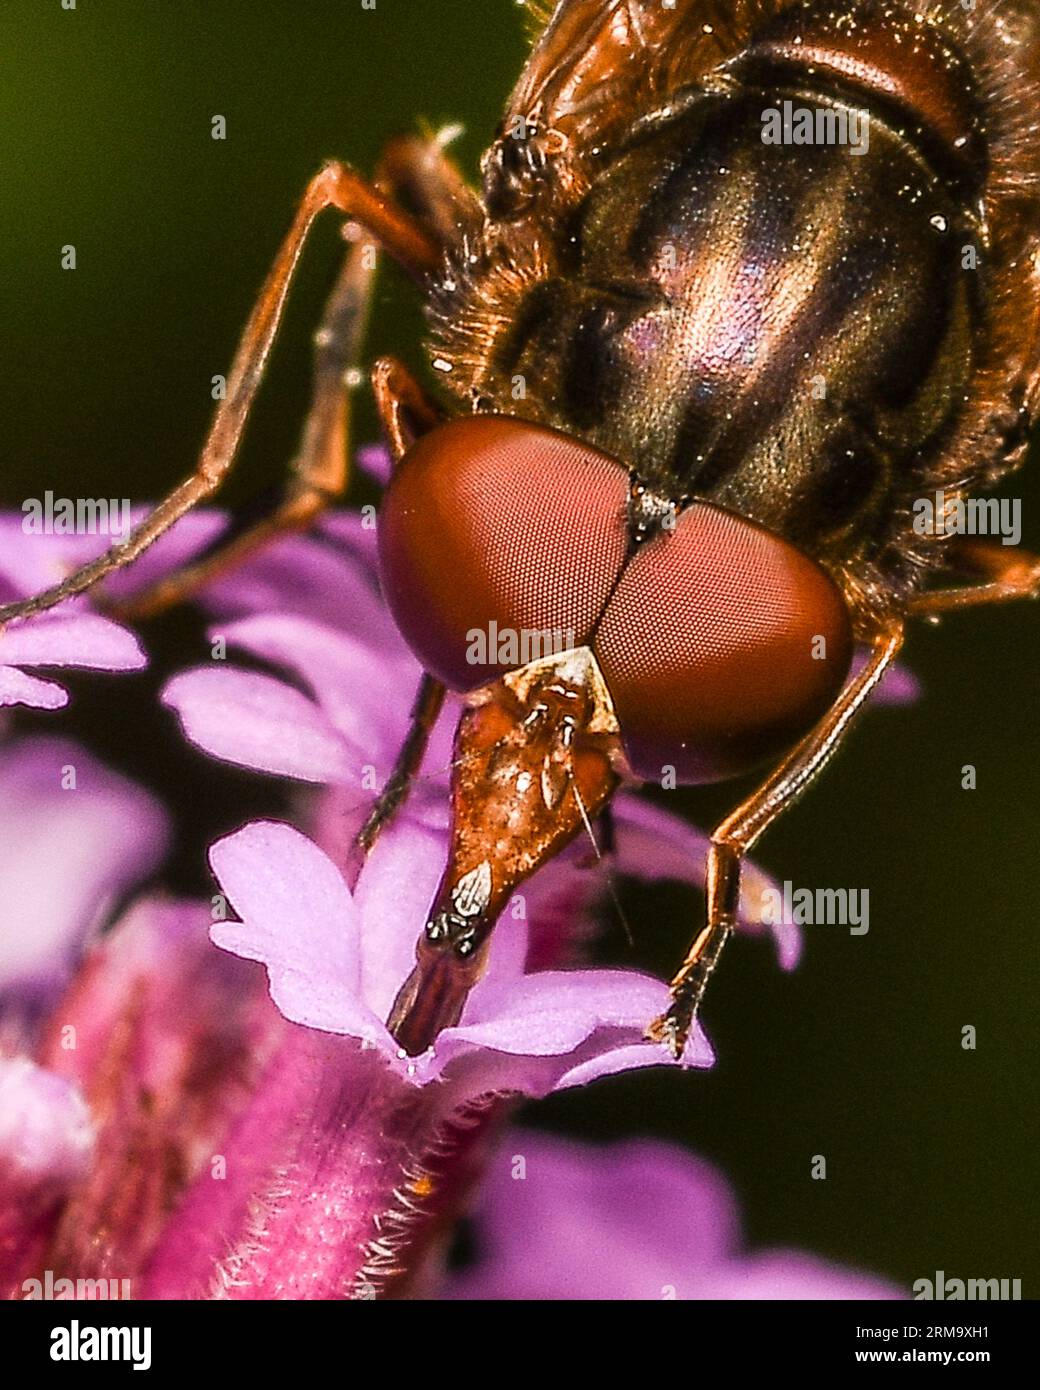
[140, 1025, 507, 1300]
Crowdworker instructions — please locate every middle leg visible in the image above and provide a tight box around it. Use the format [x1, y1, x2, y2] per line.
[909, 538, 1040, 614]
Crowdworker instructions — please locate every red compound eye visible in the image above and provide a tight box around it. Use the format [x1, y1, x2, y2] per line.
[593, 503, 853, 783]
[377, 415, 630, 690]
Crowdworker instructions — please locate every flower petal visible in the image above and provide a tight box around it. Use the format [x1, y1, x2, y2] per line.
[441, 969, 675, 1059]
[0, 1057, 94, 1291]
[163, 666, 361, 784]
[357, 443, 392, 485]
[350, 815, 450, 1019]
[209, 822, 382, 1041]
[611, 794, 800, 970]
[0, 1056, 94, 1188]
[212, 614, 417, 760]
[0, 612, 144, 671]
[444, 1132, 898, 1300]
[856, 648, 921, 707]
[429, 969, 711, 1086]
[555, 1037, 713, 1088]
[0, 665, 67, 710]
[0, 736, 169, 1000]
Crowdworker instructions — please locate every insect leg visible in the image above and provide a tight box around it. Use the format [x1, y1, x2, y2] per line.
[348, 673, 447, 882]
[114, 229, 377, 619]
[0, 162, 440, 628]
[647, 623, 904, 1058]
[909, 538, 1040, 614]
[376, 129, 483, 246]
[109, 135, 473, 619]
[347, 355, 447, 876]
[371, 355, 443, 458]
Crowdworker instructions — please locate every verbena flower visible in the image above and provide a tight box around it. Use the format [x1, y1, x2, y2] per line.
[442, 1130, 900, 1300]
[207, 816, 712, 1095]
[0, 727, 713, 1300]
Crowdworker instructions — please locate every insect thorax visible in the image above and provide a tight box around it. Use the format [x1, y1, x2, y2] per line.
[482, 91, 976, 569]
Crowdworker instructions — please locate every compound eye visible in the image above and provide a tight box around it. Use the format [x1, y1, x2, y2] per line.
[377, 415, 629, 690]
[593, 503, 853, 783]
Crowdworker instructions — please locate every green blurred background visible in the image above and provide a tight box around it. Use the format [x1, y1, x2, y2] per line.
[1, 0, 1036, 1295]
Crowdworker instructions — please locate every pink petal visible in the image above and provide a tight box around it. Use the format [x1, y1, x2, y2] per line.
[212, 613, 416, 758]
[350, 815, 450, 1019]
[318, 510, 380, 566]
[163, 666, 361, 784]
[98, 510, 228, 603]
[700, 1252, 902, 1300]
[204, 527, 395, 642]
[0, 612, 144, 670]
[0, 666, 67, 710]
[444, 1133, 897, 1301]
[209, 822, 381, 1040]
[856, 649, 921, 706]
[0, 736, 169, 998]
[438, 969, 676, 1059]
[357, 443, 392, 485]
[0, 1057, 94, 1187]
[0, 1057, 94, 1291]
[558, 1037, 714, 1087]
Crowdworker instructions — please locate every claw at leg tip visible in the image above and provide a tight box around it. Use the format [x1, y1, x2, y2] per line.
[645, 1010, 689, 1061]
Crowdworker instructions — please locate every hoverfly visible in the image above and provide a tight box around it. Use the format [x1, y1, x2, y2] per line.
[3, 0, 1039, 1060]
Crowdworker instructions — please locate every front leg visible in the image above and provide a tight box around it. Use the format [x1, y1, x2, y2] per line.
[109, 134, 472, 620]
[648, 624, 904, 1058]
[0, 162, 439, 628]
[344, 356, 447, 881]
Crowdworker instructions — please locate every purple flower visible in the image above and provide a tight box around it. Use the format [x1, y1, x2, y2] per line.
[138, 796, 701, 1300]
[0, 735, 169, 1024]
[161, 524, 450, 790]
[2, 885, 282, 1296]
[443, 1130, 900, 1301]
[0, 729, 713, 1301]
[0, 1057, 95, 1290]
[0, 520, 146, 710]
[207, 815, 712, 1098]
